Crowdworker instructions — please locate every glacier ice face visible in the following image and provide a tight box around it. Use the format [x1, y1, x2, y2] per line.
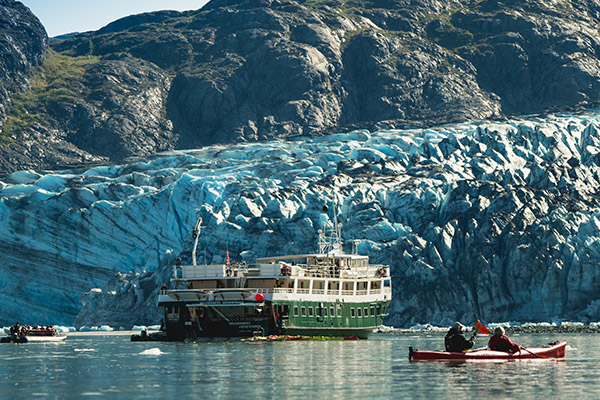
[4, 111, 600, 327]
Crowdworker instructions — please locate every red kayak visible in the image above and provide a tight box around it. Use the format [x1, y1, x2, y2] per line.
[409, 341, 566, 361]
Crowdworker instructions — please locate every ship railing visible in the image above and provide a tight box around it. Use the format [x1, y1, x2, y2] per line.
[162, 286, 392, 297]
[271, 288, 292, 294]
[252, 287, 391, 296]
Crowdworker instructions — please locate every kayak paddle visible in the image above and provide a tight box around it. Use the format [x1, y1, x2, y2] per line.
[475, 320, 491, 335]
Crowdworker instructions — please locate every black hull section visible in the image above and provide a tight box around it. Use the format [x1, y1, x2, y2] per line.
[198, 318, 273, 337]
[1, 336, 27, 343]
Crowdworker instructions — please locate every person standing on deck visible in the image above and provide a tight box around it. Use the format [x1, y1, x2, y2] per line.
[445, 321, 476, 352]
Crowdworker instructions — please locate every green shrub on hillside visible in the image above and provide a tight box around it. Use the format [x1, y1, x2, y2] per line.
[1, 50, 98, 139]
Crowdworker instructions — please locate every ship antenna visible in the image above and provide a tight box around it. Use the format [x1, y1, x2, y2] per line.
[191, 216, 202, 266]
[332, 204, 342, 254]
[318, 203, 343, 255]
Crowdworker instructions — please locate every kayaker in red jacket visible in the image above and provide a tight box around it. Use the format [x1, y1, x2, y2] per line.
[445, 321, 476, 352]
[488, 326, 520, 353]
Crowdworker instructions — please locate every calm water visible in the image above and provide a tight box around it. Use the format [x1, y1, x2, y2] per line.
[1, 332, 599, 399]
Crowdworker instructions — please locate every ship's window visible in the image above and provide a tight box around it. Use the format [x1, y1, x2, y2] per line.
[316, 307, 321, 316]
[384, 279, 390, 287]
[370, 306, 375, 316]
[308, 307, 314, 317]
[323, 307, 328, 317]
[357, 308, 362, 317]
[364, 307, 368, 317]
[167, 307, 172, 313]
[301, 307, 306, 317]
[337, 307, 342, 317]
[330, 307, 335, 317]
[351, 308, 355, 317]
[294, 306, 299, 316]
[283, 305, 290, 315]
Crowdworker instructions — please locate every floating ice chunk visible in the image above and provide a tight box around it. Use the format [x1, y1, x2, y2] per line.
[376, 325, 395, 333]
[560, 321, 584, 327]
[409, 323, 439, 331]
[140, 348, 164, 355]
[98, 325, 114, 331]
[90, 288, 102, 293]
[75, 348, 96, 352]
[132, 325, 147, 331]
[148, 325, 161, 330]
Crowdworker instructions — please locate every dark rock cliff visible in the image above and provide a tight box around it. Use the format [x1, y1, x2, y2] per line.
[2, 0, 600, 174]
[0, 0, 47, 123]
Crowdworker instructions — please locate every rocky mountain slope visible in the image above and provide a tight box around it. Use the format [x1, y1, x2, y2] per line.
[2, 0, 600, 174]
[0, 0, 46, 126]
[2, 111, 600, 327]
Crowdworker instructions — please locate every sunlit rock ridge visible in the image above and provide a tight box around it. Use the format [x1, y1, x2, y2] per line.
[3, 111, 600, 327]
[4, 0, 600, 174]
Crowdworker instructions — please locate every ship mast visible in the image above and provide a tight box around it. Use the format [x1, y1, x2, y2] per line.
[191, 216, 202, 266]
[318, 204, 343, 255]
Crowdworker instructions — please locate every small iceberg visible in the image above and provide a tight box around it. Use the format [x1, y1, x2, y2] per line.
[132, 325, 147, 331]
[53, 326, 74, 333]
[98, 325, 114, 332]
[140, 348, 164, 355]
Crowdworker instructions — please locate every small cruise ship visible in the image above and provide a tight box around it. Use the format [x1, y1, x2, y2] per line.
[157, 216, 392, 340]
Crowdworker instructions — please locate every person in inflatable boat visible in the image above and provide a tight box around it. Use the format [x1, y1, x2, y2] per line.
[445, 321, 476, 352]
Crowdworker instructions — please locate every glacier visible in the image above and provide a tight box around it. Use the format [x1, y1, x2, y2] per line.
[3, 111, 600, 328]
